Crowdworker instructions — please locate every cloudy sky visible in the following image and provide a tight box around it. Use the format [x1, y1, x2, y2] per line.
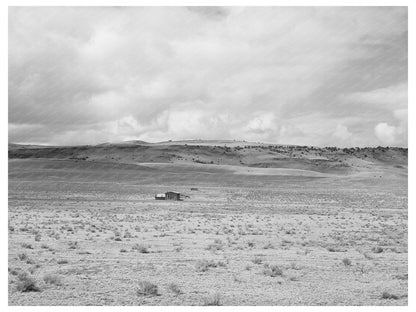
[9, 6, 407, 147]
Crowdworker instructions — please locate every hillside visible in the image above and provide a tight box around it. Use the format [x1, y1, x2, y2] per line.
[8, 140, 408, 176]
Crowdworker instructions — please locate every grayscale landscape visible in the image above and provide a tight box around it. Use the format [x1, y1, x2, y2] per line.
[8, 6, 408, 306]
[8, 141, 408, 305]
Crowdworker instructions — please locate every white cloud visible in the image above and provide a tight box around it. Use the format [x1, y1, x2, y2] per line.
[333, 124, 352, 141]
[245, 113, 277, 134]
[374, 122, 398, 145]
[341, 83, 407, 109]
[8, 7, 408, 147]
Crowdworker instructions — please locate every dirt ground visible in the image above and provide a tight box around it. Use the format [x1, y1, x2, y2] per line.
[8, 159, 407, 305]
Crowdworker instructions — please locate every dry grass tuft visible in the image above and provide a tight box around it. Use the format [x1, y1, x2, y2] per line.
[16, 272, 40, 292]
[137, 280, 158, 296]
[21, 243, 33, 249]
[57, 259, 69, 265]
[206, 239, 224, 251]
[203, 293, 222, 306]
[252, 255, 264, 265]
[263, 264, 283, 277]
[43, 273, 62, 286]
[342, 258, 352, 266]
[372, 246, 384, 254]
[168, 283, 183, 295]
[381, 291, 399, 300]
[132, 243, 149, 253]
[195, 259, 226, 272]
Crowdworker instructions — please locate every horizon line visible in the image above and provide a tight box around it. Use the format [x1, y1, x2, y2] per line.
[8, 139, 409, 150]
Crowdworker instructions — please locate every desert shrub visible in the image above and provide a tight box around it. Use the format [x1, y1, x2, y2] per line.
[43, 274, 62, 286]
[57, 259, 68, 264]
[137, 280, 158, 296]
[9, 267, 23, 276]
[372, 246, 384, 254]
[342, 258, 352, 266]
[66, 226, 74, 232]
[21, 243, 33, 249]
[381, 291, 399, 300]
[34, 233, 41, 242]
[206, 239, 224, 251]
[41, 244, 49, 249]
[132, 244, 149, 253]
[168, 283, 183, 295]
[16, 272, 40, 292]
[120, 248, 127, 253]
[252, 255, 264, 265]
[263, 264, 283, 277]
[394, 274, 408, 280]
[203, 293, 221, 306]
[18, 253, 27, 261]
[290, 262, 301, 270]
[263, 242, 274, 249]
[363, 252, 374, 260]
[123, 231, 133, 238]
[68, 241, 78, 249]
[195, 260, 212, 272]
[355, 263, 368, 274]
[281, 239, 293, 246]
[195, 260, 225, 272]
[77, 251, 91, 255]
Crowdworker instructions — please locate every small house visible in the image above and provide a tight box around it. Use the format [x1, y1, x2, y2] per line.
[165, 191, 181, 201]
[154, 191, 181, 201]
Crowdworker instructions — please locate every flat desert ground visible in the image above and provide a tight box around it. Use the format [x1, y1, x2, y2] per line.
[8, 143, 408, 305]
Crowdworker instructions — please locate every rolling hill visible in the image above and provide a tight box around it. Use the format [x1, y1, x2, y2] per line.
[8, 140, 407, 176]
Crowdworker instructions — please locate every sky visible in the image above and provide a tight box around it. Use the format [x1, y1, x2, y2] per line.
[8, 6, 408, 147]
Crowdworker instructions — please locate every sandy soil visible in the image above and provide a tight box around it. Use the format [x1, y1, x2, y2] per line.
[8, 158, 407, 305]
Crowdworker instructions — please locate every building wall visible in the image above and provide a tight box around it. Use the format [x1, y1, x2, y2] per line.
[166, 192, 180, 200]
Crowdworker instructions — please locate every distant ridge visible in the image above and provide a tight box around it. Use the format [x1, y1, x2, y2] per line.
[8, 139, 408, 149]
[154, 139, 272, 147]
[122, 140, 150, 145]
[8, 143, 54, 149]
[8, 139, 407, 176]
[96, 140, 151, 146]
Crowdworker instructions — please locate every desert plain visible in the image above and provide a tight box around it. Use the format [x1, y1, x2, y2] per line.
[8, 140, 408, 305]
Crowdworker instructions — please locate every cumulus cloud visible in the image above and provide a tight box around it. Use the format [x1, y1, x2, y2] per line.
[333, 124, 352, 141]
[374, 123, 399, 145]
[342, 83, 408, 146]
[373, 108, 407, 146]
[8, 7, 407, 147]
